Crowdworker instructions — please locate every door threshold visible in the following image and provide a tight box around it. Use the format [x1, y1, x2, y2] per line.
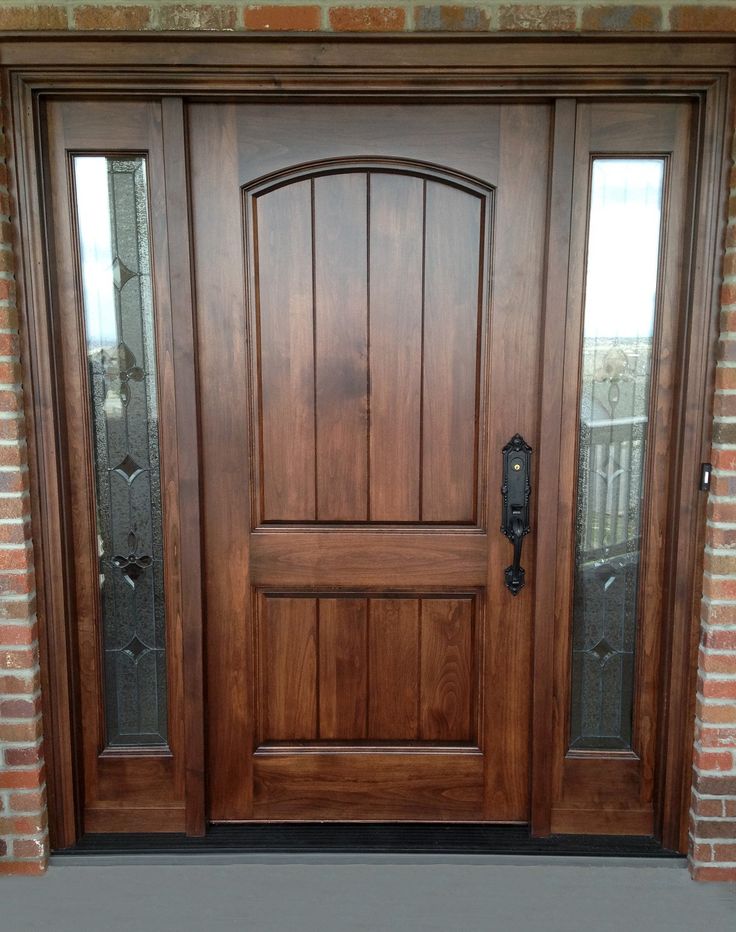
[54, 823, 681, 859]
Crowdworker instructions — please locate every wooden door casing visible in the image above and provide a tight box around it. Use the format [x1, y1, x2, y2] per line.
[190, 103, 552, 822]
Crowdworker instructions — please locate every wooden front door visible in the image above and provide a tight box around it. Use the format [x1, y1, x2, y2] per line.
[41, 85, 703, 840]
[189, 104, 551, 821]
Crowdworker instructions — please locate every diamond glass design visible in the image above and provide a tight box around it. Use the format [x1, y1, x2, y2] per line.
[122, 634, 150, 663]
[75, 155, 167, 748]
[112, 255, 136, 291]
[588, 638, 617, 667]
[113, 454, 144, 484]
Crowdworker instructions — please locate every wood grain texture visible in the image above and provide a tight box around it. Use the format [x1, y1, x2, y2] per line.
[260, 597, 318, 741]
[318, 598, 368, 740]
[420, 599, 474, 741]
[256, 180, 316, 521]
[314, 173, 369, 521]
[422, 182, 483, 522]
[368, 173, 423, 521]
[253, 749, 483, 821]
[368, 598, 420, 738]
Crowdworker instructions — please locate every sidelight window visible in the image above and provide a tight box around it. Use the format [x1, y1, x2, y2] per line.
[73, 156, 167, 748]
[569, 158, 666, 750]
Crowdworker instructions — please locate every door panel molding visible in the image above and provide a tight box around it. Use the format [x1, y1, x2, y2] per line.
[5, 36, 732, 852]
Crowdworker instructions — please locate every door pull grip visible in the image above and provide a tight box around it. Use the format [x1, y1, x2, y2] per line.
[501, 434, 532, 596]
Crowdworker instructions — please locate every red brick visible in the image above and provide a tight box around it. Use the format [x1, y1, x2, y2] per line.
[328, 6, 405, 31]
[717, 339, 736, 363]
[722, 308, 736, 332]
[726, 800, 736, 817]
[694, 749, 734, 771]
[723, 251, 736, 278]
[8, 789, 45, 812]
[670, 5, 736, 32]
[581, 5, 663, 31]
[0, 523, 32, 546]
[0, 696, 41, 719]
[0, 597, 36, 620]
[0, 419, 24, 442]
[0, 389, 21, 413]
[692, 795, 724, 817]
[703, 628, 736, 650]
[158, 4, 238, 30]
[499, 4, 577, 31]
[715, 367, 736, 391]
[0, 571, 35, 596]
[713, 844, 736, 861]
[0, 767, 44, 790]
[712, 393, 736, 418]
[0, 622, 36, 645]
[0, 496, 29, 520]
[12, 838, 46, 859]
[710, 472, 736, 496]
[712, 448, 736, 472]
[0, 647, 36, 670]
[691, 842, 713, 862]
[0, 279, 15, 302]
[0, 251, 15, 275]
[700, 678, 736, 700]
[696, 776, 736, 796]
[414, 5, 491, 30]
[0, 6, 67, 30]
[703, 554, 736, 578]
[691, 817, 736, 838]
[727, 226, 736, 250]
[4, 745, 42, 767]
[0, 814, 45, 835]
[0, 860, 46, 875]
[73, 5, 153, 30]
[702, 575, 736, 599]
[0, 672, 39, 694]
[696, 699, 736, 724]
[697, 725, 736, 748]
[0, 305, 19, 329]
[244, 4, 321, 30]
[706, 527, 736, 550]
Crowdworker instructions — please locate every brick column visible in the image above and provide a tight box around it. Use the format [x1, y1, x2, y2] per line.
[0, 102, 48, 876]
[689, 133, 736, 883]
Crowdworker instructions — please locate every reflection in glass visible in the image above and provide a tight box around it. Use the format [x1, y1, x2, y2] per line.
[74, 156, 167, 747]
[569, 159, 665, 750]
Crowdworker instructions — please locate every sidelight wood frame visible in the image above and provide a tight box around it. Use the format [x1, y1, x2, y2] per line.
[1, 33, 732, 853]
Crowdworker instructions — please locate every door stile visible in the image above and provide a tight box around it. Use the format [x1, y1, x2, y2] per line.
[161, 98, 206, 837]
[530, 98, 577, 837]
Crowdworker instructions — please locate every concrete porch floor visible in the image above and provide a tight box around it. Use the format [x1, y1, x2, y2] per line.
[1, 856, 735, 931]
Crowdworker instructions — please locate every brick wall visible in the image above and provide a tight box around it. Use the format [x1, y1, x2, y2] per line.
[0, 0, 735, 881]
[0, 103, 48, 876]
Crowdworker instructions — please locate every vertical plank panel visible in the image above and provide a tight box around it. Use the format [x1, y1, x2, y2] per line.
[422, 183, 482, 522]
[420, 599, 473, 740]
[256, 181, 316, 520]
[261, 597, 318, 740]
[314, 173, 369, 520]
[369, 174, 423, 521]
[368, 599, 420, 739]
[318, 598, 368, 739]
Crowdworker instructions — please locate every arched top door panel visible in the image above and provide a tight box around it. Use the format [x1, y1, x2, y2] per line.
[245, 160, 493, 526]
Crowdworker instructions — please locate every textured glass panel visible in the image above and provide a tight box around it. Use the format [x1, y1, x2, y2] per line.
[74, 156, 167, 748]
[569, 159, 665, 751]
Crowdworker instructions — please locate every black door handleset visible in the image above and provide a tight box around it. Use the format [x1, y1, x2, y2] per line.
[501, 434, 532, 595]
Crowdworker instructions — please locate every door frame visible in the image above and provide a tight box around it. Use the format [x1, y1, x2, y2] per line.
[3, 33, 732, 853]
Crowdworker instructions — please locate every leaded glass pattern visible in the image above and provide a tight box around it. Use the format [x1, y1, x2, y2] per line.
[569, 158, 665, 751]
[74, 156, 167, 748]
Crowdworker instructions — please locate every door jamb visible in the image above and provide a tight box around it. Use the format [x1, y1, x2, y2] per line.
[3, 34, 732, 853]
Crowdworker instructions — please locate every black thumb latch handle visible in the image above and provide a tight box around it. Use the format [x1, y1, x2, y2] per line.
[501, 434, 532, 596]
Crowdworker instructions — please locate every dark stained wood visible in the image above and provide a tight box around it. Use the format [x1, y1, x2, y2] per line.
[547, 100, 696, 837]
[530, 98, 577, 836]
[421, 182, 483, 523]
[368, 173, 423, 521]
[420, 599, 474, 741]
[253, 749, 484, 821]
[367, 598, 420, 738]
[161, 97, 206, 837]
[256, 180, 316, 521]
[318, 598, 368, 739]
[7, 37, 730, 850]
[43, 99, 187, 834]
[314, 173, 369, 521]
[260, 597, 318, 741]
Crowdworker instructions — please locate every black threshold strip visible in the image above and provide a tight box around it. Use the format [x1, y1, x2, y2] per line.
[55, 823, 682, 858]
